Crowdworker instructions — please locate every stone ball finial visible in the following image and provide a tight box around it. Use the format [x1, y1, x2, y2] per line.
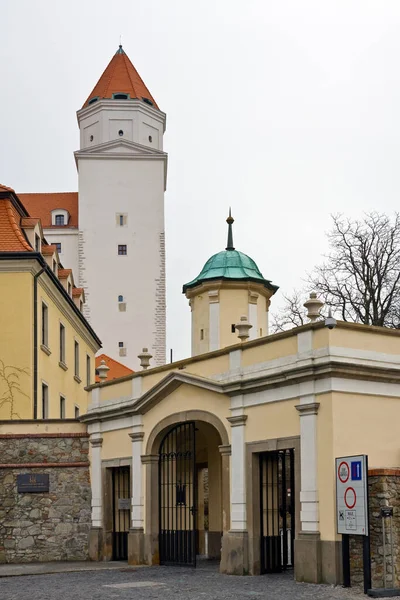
[235, 315, 253, 342]
[97, 359, 110, 380]
[138, 347, 152, 370]
[304, 292, 324, 322]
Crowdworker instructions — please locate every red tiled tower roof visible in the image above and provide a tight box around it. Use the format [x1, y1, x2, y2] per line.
[82, 46, 158, 110]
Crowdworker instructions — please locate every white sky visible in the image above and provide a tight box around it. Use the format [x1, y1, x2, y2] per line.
[1, 0, 400, 361]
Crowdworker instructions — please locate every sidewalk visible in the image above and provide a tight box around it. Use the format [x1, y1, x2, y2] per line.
[0, 560, 141, 578]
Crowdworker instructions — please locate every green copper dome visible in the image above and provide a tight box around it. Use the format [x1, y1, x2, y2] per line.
[182, 211, 278, 294]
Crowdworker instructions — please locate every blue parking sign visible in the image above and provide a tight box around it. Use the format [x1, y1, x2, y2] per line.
[351, 461, 362, 481]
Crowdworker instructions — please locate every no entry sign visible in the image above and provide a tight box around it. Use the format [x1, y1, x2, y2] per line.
[336, 455, 368, 536]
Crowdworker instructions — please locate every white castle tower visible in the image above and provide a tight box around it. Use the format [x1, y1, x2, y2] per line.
[75, 46, 167, 367]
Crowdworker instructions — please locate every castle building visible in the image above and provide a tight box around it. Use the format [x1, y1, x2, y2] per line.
[20, 46, 167, 370]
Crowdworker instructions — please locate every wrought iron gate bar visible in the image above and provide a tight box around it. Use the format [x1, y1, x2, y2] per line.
[158, 421, 196, 566]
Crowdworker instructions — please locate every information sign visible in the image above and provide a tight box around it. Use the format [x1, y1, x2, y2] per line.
[336, 455, 368, 536]
[17, 473, 49, 493]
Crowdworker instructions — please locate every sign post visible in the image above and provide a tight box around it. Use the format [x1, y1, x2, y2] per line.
[336, 455, 371, 594]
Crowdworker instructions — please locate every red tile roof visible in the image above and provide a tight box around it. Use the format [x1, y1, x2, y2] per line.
[41, 244, 58, 256]
[95, 353, 134, 383]
[18, 192, 78, 228]
[72, 287, 84, 297]
[58, 268, 72, 279]
[0, 200, 33, 252]
[83, 46, 158, 110]
[0, 183, 15, 192]
[21, 217, 40, 228]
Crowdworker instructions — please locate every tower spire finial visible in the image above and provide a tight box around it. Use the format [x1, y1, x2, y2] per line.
[226, 208, 235, 251]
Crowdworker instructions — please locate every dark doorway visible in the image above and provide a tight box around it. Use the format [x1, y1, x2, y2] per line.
[158, 421, 197, 566]
[259, 449, 295, 573]
[112, 466, 130, 560]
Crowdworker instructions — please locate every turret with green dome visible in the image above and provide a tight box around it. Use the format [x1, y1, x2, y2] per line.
[183, 212, 278, 356]
[183, 210, 278, 293]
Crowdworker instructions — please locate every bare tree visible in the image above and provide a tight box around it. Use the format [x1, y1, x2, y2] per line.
[270, 289, 308, 333]
[270, 212, 400, 332]
[0, 360, 30, 419]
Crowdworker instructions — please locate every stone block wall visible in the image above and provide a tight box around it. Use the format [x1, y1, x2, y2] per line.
[0, 432, 91, 563]
[350, 469, 400, 589]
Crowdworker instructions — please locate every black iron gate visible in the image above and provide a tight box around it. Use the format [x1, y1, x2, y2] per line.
[260, 449, 295, 573]
[159, 421, 197, 566]
[112, 466, 130, 560]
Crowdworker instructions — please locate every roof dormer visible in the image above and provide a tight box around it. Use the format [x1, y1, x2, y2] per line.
[41, 244, 60, 275]
[72, 287, 85, 312]
[21, 218, 43, 252]
[51, 208, 70, 226]
[58, 268, 74, 297]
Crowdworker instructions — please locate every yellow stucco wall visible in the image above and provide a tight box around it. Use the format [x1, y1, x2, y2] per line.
[0, 273, 34, 419]
[245, 399, 300, 442]
[38, 282, 96, 419]
[241, 335, 298, 368]
[329, 326, 400, 354]
[316, 392, 336, 541]
[219, 288, 249, 349]
[100, 379, 132, 402]
[190, 293, 209, 355]
[100, 429, 132, 460]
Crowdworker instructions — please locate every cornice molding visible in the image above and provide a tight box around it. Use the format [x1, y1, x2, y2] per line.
[295, 402, 320, 416]
[218, 444, 232, 456]
[227, 415, 248, 427]
[141, 454, 159, 465]
[129, 432, 145, 442]
[89, 436, 103, 448]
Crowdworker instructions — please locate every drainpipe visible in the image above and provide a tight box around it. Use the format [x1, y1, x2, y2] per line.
[33, 267, 45, 419]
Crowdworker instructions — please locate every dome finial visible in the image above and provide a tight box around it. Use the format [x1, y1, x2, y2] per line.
[226, 208, 235, 251]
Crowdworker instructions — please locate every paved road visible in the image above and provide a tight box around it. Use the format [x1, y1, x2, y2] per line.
[1, 562, 363, 600]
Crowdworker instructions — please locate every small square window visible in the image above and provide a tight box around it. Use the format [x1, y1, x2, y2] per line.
[55, 242, 62, 254]
[118, 341, 124, 348]
[55, 214, 65, 226]
[118, 295, 124, 302]
[118, 245, 127, 255]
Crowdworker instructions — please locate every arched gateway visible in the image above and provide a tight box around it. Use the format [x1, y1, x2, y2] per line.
[143, 411, 230, 568]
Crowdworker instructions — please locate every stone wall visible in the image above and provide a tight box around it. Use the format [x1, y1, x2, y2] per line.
[350, 469, 400, 589]
[0, 432, 91, 563]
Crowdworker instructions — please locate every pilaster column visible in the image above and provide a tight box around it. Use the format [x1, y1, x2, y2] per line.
[227, 415, 248, 530]
[248, 292, 258, 340]
[129, 431, 144, 528]
[219, 444, 232, 533]
[295, 401, 320, 532]
[208, 290, 220, 351]
[89, 435, 103, 527]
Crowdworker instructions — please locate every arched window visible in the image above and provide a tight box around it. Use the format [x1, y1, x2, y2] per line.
[51, 209, 69, 227]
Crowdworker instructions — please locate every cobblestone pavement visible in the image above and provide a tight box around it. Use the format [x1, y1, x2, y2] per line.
[1, 562, 364, 600]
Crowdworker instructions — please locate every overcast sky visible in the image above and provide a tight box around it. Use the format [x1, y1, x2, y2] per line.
[1, 1, 400, 361]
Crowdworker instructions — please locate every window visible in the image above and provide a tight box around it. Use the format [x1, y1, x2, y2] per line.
[55, 242, 62, 254]
[118, 129, 124, 136]
[148, 135, 152, 143]
[113, 93, 130, 100]
[86, 355, 91, 387]
[35, 233, 40, 252]
[74, 406, 80, 419]
[200, 329, 204, 341]
[88, 96, 99, 105]
[116, 213, 127, 226]
[142, 97, 153, 106]
[60, 395, 66, 419]
[118, 295, 124, 302]
[80, 300, 83, 312]
[55, 214, 65, 226]
[42, 383, 48, 419]
[68, 281, 72, 296]
[118, 341, 124, 348]
[41, 303, 48, 346]
[59, 323, 65, 363]
[231, 324, 236, 333]
[89, 135, 94, 142]
[118, 245, 127, 255]
[74, 341, 79, 378]
[52, 259, 57, 273]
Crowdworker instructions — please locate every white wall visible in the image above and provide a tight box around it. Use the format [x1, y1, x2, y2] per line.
[44, 229, 79, 283]
[78, 157, 166, 369]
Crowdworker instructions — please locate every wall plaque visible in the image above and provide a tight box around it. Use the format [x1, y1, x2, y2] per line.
[118, 498, 131, 511]
[17, 474, 49, 493]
